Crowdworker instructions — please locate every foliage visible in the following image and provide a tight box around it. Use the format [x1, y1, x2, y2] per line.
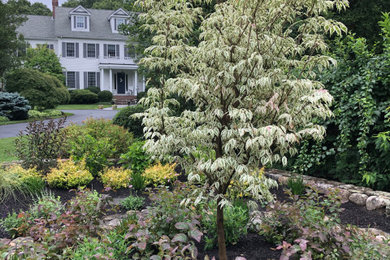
[0, 1, 26, 82]
[138, 1, 346, 257]
[119, 140, 152, 174]
[0, 92, 30, 120]
[69, 89, 99, 104]
[113, 104, 145, 138]
[15, 117, 68, 172]
[0, 165, 44, 204]
[24, 45, 64, 82]
[290, 14, 390, 190]
[5, 68, 70, 110]
[100, 167, 132, 190]
[28, 109, 62, 119]
[86, 86, 101, 94]
[5, 0, 51, 16]
[130, 172, 146, 191]
[98, 90, 113, 102]
[143, 162, 178, 187]
[0, 116, 9, 122]
[258, 188, 390, 259]
[120, 195, 145, 210]
[199, 200, 249, 250]
[72, 238, 114, 260]
[46, 158, 93, 189]
[287, 176, 306, 196]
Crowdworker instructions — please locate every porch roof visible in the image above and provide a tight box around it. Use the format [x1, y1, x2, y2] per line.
[98, 63, 138, 70]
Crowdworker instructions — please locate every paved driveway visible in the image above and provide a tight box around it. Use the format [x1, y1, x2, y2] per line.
[0, 110, 119, 138]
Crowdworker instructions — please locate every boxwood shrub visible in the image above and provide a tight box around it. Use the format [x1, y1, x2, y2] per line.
[69, 89, 98, 104]
[98, 90, 113, 102]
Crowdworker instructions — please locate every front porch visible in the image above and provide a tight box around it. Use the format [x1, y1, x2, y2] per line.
[99, 64, 145, 97]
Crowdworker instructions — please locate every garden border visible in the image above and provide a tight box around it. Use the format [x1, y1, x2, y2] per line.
[265, 169, 390, 216]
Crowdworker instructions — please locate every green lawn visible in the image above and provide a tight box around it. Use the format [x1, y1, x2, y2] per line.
[56, 103, 112, 110]
[0, 112, 73, 126]
[0, 137, 17, 163]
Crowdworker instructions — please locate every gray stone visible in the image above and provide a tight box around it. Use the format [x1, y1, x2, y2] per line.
[366, 196, 388, 211]
[315, 183, 334, 194]
[349, 193, 368, 206]
[0, 238, 11, 245]
[9, 237, 34, 247]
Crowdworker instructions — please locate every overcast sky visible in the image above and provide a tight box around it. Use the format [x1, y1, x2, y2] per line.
[29, 0, 67, 9]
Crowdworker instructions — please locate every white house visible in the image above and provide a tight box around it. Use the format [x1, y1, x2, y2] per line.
[17, 1, 144, 104]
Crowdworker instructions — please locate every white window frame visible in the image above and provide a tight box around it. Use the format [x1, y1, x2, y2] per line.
[115, 18, 126, 30]
[107, 44, 116, 58]
[76, 16, 85, 28]
[66, 43, 75, 57]
[66, 72, 76, 89]
[87, 44, 96, 58]
[87, 72, 97, 87]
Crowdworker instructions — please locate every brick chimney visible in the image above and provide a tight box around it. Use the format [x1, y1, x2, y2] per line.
[52, 0, 59, 18]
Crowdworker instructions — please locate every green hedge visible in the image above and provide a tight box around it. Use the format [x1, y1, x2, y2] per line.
[69, 90, 98, 104]
[113, 104, 144, 138]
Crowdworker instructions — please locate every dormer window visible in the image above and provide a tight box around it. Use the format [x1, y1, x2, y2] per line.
[108, 8, 130, 33]
[115, 18, 126, 31]
[75, 16, 86, 29]
[69, 6, 91, 32]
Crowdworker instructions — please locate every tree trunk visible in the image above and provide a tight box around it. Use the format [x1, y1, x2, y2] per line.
[217, 198, 227, 260]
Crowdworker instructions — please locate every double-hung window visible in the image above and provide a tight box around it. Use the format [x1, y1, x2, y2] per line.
[115, 18, 126, 31]
[66, 72, 76, 89]
[84, 72, 100, 88]
[76, 16, 85, 28]
[62, 42, 79, 58]
[104, 44, 119, 59]
[83, 43, 99, 58]
[88, 72, 96, 87]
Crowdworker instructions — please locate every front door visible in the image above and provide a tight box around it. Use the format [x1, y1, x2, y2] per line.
[117, 72, 126, 94]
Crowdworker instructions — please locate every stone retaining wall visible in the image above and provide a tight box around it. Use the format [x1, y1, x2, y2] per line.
[265, 169, 390, 216]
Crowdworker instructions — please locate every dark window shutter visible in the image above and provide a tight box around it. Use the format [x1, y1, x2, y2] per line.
[97, 72, 100, 87]
[124, 46, 129, 58]
[116, 45, 119, 58]
[85, 16, 87, 29]
[62, 42, 66, 57]
[75, 43, 79, 57]
[114, 18, 117, 30]
[96, 44, 99, 58]
[83, 43, 86, 58]
[63, 71, 67, 85]
[84, 72, 88, 88]
[104, 44, 108, 57]
[76, 72, 80, 89]
[73, 16, 76, 28]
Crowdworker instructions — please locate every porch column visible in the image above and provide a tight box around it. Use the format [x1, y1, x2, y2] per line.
[100, 68, 103, 90]
[109, 68, 113, 93]
[142, 75, 145, 92]
[134, 70, 138, 96]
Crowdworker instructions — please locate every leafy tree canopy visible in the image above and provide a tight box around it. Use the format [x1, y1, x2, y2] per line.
[24, 46, 65, 83]
[5, 0, 52, 16]
[62, 0, 136, 10]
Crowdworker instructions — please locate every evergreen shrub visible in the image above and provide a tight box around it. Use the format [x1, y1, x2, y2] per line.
[0, 92, 31, 120]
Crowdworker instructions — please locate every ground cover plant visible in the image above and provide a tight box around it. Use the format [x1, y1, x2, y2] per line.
[0, 137, 17, 162]
[137, 0, 348, 258]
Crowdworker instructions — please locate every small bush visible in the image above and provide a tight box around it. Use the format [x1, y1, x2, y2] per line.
[0, 116, 9, 122]
[119, 141, 151, 174]
[28, 109, 62, 119]
[85, 86, 100, 94]
[143, 162, 177, 187]
[5, 68, 69, 110]
[46, 159, 93, 188]
[101, 167, 132, 189]
[287, 176, 306, 195]
[113, 104, 145, 138]
[120, 195, 145, 210]
[29, 193, 64, 219]
[15, 117, 68, 172]
[98, 90, 113, 102]
[0, 92, 31, 120]
[130, 172, 146, 191]
[200, 200, 249, 250]
[72, 238, 112, 260]
[0, 165, 44, 203]
[69, 89, 98, 104]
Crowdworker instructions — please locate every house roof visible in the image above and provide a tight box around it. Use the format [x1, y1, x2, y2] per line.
[17, 7, 130, 41]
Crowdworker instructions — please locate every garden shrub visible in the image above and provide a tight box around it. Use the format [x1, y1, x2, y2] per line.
[46, 158, 93, 188]
[15, 117, 68, 172]
[120, 195, 145, 210]
[130, 172, 146, 191]
[98, 90, 113, 102]
[199, 200, 249, 250]
[119, 141, 151, 174]
[28, 109, 62, 119]
[5, 68, 69, 110]
[100, 167, 132, 189]
[0, 165, 44, 203]
[0, 116, 9, 122]
[0, 92, 31, 120]
[73, 238, 113, 260]
[143, 162, 177, 187]
[113, 104, 145, 138]
[85, 86, 100, 94]
[286, 175, 306, 195]
[69, 89, 98, 104]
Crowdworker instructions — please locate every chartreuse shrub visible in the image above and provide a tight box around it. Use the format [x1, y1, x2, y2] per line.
[0, 165, 44, 203]
[5, 68, 69, 110]
[100, 167, 132, 190]
[0, 116, 9, 122]
[120, 195, 145, 210]
[46, 158, 93, 189]
[28, 109, 62, 119]
[0, 92, 31, 120]
[259, 188, 390, 259]
[113, 104, 145, 138]
[142, 162, 177, 187]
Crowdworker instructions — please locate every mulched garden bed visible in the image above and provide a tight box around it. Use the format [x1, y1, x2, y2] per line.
[1, 181, 389, 259]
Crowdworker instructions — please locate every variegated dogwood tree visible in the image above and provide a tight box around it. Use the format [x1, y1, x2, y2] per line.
[136, 0, 348, 259]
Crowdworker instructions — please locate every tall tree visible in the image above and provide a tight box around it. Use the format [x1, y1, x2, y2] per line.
[0, 2, 26, 90]
[138, 0, 348, 259]
[6, 0, 51, 16]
